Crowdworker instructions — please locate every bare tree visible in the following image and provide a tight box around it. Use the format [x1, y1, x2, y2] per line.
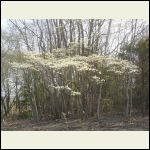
[105, 19, 112, 55]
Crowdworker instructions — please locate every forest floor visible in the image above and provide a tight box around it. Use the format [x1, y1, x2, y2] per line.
[1, 115, 149, 131]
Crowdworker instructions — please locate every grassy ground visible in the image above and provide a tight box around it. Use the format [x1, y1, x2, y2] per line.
[1, 114, 149, 131]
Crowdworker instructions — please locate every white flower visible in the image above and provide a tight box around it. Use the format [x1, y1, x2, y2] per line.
[71, 91, 81, 96]
[115, 71, 123, 75]
[101, 79, 105, 82]
[92, 75, 100, 80]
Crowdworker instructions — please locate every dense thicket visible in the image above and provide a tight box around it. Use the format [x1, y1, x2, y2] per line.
[1, 47, 140, 121]
[1, 19, 149, 122]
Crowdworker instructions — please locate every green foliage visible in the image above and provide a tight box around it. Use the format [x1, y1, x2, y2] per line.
[17, 110, 32, 119]
[119, 37, 149, 114]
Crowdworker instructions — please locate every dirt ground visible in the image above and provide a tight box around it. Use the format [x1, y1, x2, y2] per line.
[1, 115, 149, 131]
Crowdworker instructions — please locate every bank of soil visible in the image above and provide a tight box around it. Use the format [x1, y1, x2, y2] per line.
[1, 115, 149, 131]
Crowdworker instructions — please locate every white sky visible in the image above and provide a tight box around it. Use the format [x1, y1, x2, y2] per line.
[1, 19, 9, 29]
[1, 19, 149, 54]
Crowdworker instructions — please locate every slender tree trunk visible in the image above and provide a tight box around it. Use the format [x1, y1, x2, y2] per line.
[59, 20, 67, 48]
[77, 21, 81, 55]
[80, 20, 84, 55]
[69, 20, 73, 43]
[53, 19, 61, 48]
[15, 77, 21, 113]
[126, 76, 130, 117]
[97, 84, 102, 120]
[129, 87, 133, 117]
[88, 19, 94, 47]
[105, 19, 112, 55]
[46, 19, 52, 53]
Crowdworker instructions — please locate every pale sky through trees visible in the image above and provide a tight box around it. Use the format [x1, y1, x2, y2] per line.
[1, 19, 149, 55]
[1, 19, 8, 29]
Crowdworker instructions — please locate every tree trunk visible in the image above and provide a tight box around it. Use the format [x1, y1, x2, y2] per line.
[46, 19, 52, 53]
[105, 19, 112, 55]
[126, 76, 130, 117]
[80, 20, 84, 55]
[97, 84, 102, 120]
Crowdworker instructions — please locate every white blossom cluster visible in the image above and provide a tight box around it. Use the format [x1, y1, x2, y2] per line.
[48, 84, 80, 96]
[92, 75, 105, 84]
[10, 51, 139, 78]
[70, 91, 81, 96]
[11, 62, 33, 69]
